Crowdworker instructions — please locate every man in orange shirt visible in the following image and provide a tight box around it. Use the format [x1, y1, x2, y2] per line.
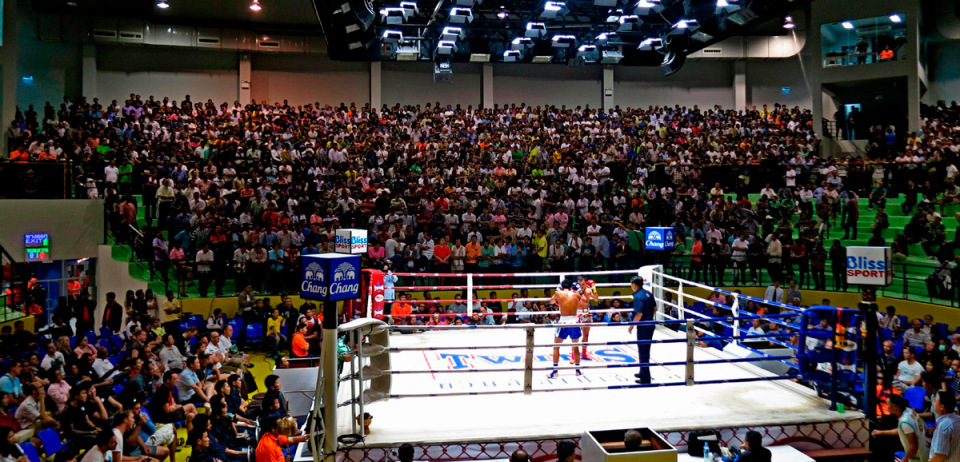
[465, 236, 482, 273]
[291, 322, 310, 357]
[255, 417, 308, 462]
[391, 294, 414, 324]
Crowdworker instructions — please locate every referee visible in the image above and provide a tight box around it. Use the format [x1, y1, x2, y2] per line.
[627, 276, 657, 384]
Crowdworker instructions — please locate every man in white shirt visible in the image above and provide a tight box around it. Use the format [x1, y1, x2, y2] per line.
[895, 347, 924, 391]
[104, 160, 119, 185]
[903, 319, 932, 348]
[763, 281, 784, 304]
[158, 333, 186, 371]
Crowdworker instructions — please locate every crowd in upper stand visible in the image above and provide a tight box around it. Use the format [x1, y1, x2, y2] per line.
[6, 96, 960, 307]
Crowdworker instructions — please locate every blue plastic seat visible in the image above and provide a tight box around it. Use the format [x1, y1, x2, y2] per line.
[879, 328, 894, 342]
[85, 331, 98, 346]
[68, 336, 77, 349]
[904, 386, 926, 411]
[188, 314, 204, 329]
[20, 443, 40, 462]
[99, 326, 112, 339]
[936, 323, 950, 341]
[179, 321, 191, 332]
[37, 427, 63, 457]
[111, 334, 124, 353]
[245, 323, 265, 348]
[228, 318, 244, 339]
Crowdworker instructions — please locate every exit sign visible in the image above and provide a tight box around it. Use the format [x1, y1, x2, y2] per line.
[24, 233, 50, 262]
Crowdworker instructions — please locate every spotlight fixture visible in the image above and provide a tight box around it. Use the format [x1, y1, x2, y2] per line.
[783, 16, 795, 29]
[498, 6, 508, 19]
[889, 14, 902, 23]
[249, 0, 262, 12]
[637, 36, 662, 50]
[503, 49, 522, 62]
[156, 0, 170, 8]
[841, 21, 854, 29]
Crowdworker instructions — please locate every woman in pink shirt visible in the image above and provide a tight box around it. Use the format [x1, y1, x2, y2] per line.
[47, 369, 71, 413]
[73, 335, 97, 359]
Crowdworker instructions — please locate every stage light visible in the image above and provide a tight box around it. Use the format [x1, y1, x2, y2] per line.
[600, 49, 622, 64]
[595, 32, 615, 45]
[441, 26, 465, 41]
[156, 0, 170, 8]
[249, 0, 262, 12]
[576, 45, 599, 63]
[382, 30, 403, 43]
[498, 6, 508, 19]
[783, 16, 795, 29]
[449, 7, 474, 23]
[400, 1, 419, 16]
[503, 50, 522, 62]
[637, 37, 662, 50]
[381, 7, 408, 24]
[511, 36, 533, 50]
[525, 22, 547, 38]
[541, 1, 568, 19]
[841, 21, 854, 29]
[618, 15, 641, 32]
[889, 14, 901, 23]
[605, 9, 623, 23]
[551, 34, 577, 48]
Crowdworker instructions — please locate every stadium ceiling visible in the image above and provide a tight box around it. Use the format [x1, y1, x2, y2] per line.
[317, 0, 809, 72]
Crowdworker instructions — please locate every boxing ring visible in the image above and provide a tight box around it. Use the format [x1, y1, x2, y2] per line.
[305, 266, 869, 462]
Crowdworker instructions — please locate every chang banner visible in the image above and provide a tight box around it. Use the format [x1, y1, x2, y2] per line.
[644, 227, 674, 251]
[301, 253, 361, 301]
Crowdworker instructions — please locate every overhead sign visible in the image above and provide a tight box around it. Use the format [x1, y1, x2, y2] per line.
[335, 228, 368, 254]
[24, 233, 50, 262]
[302, 253, 361, 301]
[644, 227, 674, 251]
[845, 246, 892, 286]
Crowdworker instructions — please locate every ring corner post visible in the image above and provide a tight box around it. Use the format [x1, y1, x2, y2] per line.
[321, 298, 339, 461]
[685, 319, 695, 386]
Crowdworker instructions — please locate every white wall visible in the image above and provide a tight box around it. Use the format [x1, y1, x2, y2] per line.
[494, 65, 602, 107]
[746, 59, 814, 108]
[95, 47, 240, 104]
[251, 54, 370, 106]
[382, 62, 482, 107]
[928, 40, 960, 104]
[615, 61, 734, 108]
[17, 9, 83, 108]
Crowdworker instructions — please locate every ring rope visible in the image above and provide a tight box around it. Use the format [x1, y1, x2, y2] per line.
[390, 282, 631, 291]
[373, 355, 803, 376]
[390, 269, 639, 278]
[370, 374, 800, 400]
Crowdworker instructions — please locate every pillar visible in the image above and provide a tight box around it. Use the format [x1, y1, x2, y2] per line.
[370, 61, 382, 110]
[82, 45, 97, 100]
[482, 63, 493, 108]
[733, 60, 746, 112]
[602, 66, 614, 110]
[0, 0, 18, 156]
[239, 54, 251, 104]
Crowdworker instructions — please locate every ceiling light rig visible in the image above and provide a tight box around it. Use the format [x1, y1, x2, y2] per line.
[783, 15, 795, 29]
[156, 0, 170, 9]
[249, 0, 262, 12]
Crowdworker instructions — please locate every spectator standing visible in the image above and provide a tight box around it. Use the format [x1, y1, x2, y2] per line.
[929, 391, 960, 462]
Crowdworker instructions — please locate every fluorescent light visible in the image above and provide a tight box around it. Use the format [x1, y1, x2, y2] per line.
[841, 21, 854, 29]
[249, 0, 262, 12]
[637, 0, 657, 7]
[889, 14, 902, 23]
[156, 0, 170, 8]
[544, 1, 566, 12]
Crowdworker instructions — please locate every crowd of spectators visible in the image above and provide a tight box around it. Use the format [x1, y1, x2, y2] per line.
[7, 92, 960, 462]
[0, 285, 328, 462]
[5, 96, 960, 309]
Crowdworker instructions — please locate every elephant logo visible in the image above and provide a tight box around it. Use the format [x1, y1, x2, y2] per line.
[304, 263, 324, 282]
[334, 262, 355, 283]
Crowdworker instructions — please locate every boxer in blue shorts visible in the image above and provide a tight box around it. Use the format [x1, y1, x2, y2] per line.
[548, 278, 583, 378]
